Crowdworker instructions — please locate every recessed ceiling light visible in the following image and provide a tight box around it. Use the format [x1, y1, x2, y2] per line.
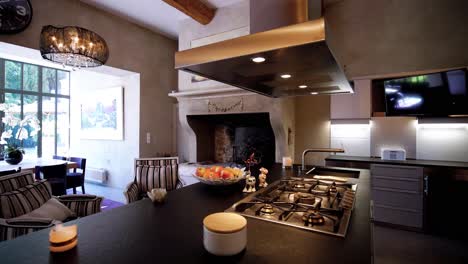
[299, 85, 308, 89]
[310, 92, 318, 95]
[251, 57, 266, 63]
[281, 74, 292, 79]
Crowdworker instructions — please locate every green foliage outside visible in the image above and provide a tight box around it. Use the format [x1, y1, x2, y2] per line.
[5, 61, 21, 90]
[23, 64, 39, 91]
[1, 60, 70, 157]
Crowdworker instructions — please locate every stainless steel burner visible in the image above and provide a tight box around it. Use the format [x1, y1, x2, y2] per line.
[293, 182, 306, 189]
[259, 204, 275, 215]
[302, 211, 325, 226]
[330, 182, 338, 194]
[226, 177, 358, 237]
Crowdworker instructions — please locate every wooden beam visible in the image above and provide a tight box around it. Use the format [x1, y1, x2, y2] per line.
[163, 0, 216, 25]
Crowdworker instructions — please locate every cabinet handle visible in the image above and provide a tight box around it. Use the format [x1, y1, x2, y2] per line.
[423, 175, 429, 196]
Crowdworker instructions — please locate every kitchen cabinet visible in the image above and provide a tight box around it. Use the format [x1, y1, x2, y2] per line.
[425, 167, 468, 240]
[330, 79, 371, 119]
[370, 164, 424, 229]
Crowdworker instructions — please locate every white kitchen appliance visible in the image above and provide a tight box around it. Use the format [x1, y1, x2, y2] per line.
[381, 148, 406, 161]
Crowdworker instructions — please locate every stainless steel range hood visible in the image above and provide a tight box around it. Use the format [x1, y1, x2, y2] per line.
[175, 0, 353, 98]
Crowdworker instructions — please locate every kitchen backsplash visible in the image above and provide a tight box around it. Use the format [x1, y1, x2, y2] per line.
[330, 118, 468, 162]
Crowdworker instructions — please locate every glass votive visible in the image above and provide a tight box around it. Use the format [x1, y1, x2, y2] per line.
[282, 156, 292, 168]
[49, 224, 78, 253]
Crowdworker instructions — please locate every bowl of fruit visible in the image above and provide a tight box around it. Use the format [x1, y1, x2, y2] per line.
[193, 166, 246, 186]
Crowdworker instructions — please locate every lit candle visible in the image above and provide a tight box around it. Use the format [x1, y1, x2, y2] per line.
[49, 224, 78, 253]
[282, 157, 292, 168]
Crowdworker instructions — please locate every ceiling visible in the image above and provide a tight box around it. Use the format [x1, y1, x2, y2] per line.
[81, 0, 243, 39]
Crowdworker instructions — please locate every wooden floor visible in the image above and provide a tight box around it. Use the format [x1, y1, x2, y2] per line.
[374, 225, 468, 264]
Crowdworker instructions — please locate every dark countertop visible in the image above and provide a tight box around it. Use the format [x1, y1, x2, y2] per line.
[326, 155, 468, 169]
[0, 164, 371, 264]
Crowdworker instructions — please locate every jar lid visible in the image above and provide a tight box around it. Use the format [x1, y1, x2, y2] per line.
[203, 213, 247, 234]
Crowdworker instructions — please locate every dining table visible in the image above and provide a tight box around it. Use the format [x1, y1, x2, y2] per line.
[0, 158, 78, 173]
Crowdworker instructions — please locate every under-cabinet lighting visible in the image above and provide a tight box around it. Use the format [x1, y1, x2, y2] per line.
[280, 74, 292, 79]
[330, 123, 371, 139]
[299, 85, 308, 89]
[417, 123, 468, 129]
[310, 92, 318, 95]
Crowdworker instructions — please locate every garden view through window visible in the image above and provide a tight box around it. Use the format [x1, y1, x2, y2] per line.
[0, 58, 70, 158]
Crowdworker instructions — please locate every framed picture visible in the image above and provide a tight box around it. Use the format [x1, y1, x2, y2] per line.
[80, 86, 124, 140]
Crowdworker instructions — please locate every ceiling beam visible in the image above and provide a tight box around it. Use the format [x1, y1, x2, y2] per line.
[162, 0, 216, 25]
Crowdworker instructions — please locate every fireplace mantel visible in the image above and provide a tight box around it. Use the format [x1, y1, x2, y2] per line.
[175, 90, 295, 164]
[169, 86, 254, 100]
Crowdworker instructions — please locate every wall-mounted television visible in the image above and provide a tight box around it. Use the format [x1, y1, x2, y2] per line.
[383, 69, 468, 117]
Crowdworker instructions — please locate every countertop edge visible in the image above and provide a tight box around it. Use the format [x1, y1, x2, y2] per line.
[326, 155, 468, 169]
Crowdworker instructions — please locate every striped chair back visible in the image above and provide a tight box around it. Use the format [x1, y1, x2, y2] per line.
[0, 171, 35, 195]
[134, 157, 179, 192]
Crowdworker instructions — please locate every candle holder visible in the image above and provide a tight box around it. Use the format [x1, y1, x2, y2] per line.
[49, 224, 78, 253]
[282, 157, 292, 169]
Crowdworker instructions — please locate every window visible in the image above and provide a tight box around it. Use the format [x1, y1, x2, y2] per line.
[0, 58, 70, 157]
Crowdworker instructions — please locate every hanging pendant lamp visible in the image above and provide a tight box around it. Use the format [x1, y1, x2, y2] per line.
[40, 25, 109, 68]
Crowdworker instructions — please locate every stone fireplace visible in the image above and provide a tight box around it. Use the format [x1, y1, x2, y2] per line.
[172, 89, 295, 165]
[187, 113, 276, 166]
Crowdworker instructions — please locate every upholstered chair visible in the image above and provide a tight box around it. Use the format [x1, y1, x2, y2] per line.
[124, 157, 182, 204]
[0, 171, 103, 241]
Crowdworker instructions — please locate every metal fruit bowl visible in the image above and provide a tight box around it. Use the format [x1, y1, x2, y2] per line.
[192, 173, 246, 186]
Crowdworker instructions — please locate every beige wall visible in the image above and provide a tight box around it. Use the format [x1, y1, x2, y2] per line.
[0, 0, 178, 157]
[294, 96, 331, 166]
[326, 0, 468, 79]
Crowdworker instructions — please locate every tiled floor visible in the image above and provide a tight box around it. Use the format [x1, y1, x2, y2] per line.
[374, 225, 468, 264]
[81, 182, 126, 203]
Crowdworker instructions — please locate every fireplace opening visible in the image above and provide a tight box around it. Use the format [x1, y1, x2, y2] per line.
[187, 113, 276, 167]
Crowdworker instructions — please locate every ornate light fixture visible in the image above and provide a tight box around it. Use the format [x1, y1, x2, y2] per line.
[40, 25, 109, 68]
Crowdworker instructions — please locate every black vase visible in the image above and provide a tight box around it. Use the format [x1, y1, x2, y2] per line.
[4, 150, 23, 165]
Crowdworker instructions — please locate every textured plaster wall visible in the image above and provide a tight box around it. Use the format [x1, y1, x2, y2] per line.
[0, 0, 178, 157]
[178, 0, 249, 92]
[294, 96, 331, 166]
[326, 0, 468, 79]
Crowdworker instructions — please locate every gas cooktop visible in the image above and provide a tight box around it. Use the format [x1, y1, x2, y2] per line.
[225, 177, 358, 237]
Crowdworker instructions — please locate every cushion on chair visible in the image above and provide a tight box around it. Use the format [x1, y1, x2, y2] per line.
[0, 180, 53, 219]
[16, 197, 75, 221]
[135, 160, 179, 192]
[66, 172, 83, 177]
[0, 217, 59, 242]
[57, 195, 103, 217]
[0, 171, 35, 194]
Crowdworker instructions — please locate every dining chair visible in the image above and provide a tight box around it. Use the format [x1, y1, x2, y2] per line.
[66, 157, 87, 194]
[34, 164, 68, 196]
[0, 167, 21, 177]
[52, 155, 67, 161]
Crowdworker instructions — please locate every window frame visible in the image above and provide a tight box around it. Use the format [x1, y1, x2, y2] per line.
[0, 58, 71, 158]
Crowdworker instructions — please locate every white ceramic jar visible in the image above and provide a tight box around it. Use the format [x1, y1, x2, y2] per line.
[203, 212, 247, 256]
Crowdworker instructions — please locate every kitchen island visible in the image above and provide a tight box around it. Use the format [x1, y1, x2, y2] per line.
[0, 164, 371, 264]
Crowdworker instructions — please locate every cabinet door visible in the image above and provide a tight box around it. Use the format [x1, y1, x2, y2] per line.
[330, 79, 371, 119]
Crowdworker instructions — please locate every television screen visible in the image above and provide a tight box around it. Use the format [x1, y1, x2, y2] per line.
[384, 69, 468, 116]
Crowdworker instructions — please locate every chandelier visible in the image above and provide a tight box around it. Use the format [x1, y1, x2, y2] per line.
[40, 25, 109, 68]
